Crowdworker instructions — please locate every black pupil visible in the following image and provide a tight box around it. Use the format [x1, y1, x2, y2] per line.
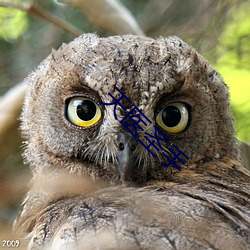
[76, 100, 96, 121]
[162, 105, 181, 127]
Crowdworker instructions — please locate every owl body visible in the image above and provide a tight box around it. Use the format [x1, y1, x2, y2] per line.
[15, 34, 250, 249]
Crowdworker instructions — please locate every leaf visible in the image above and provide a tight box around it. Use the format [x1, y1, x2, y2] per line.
[0, 7, 28, 40]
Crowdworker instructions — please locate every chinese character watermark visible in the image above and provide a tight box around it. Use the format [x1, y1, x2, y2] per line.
[100, 87, 189, 171]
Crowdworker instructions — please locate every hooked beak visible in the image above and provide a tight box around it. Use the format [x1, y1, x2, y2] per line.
[117, 132, 137, 183]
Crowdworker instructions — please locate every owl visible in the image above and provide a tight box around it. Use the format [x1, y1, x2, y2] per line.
[14, 34, 250, 250]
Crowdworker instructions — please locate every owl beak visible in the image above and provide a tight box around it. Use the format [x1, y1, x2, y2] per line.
[117, 132, 137, 183]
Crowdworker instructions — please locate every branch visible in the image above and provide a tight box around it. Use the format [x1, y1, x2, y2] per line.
[0, 0, 81, 36]
[59, 0, 144, 35]
[0, 82, 26, 138]
[0, 1, 28, 10]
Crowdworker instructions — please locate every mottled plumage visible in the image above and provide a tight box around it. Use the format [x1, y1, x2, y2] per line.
[14, 34, 250, 249]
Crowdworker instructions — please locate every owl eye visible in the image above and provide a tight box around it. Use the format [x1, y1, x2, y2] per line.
[156, 103, 189, 133]
[66, 97, 101, 127]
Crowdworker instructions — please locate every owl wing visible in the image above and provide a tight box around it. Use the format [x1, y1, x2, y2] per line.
[28, 182, 250, 250]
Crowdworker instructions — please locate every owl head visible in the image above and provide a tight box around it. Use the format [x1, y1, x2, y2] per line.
[21, 34, 239, 186]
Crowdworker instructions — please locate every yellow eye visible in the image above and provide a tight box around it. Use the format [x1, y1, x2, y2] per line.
[156, 103, 189, 133]
[66, 97, 101, 127]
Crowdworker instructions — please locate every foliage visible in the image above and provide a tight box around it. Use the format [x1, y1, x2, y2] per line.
[215, 1, 250, 141]
[0, 4, 28, 40]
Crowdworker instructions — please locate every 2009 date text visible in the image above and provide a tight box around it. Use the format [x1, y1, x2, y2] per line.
[2, 240, 20, 248]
